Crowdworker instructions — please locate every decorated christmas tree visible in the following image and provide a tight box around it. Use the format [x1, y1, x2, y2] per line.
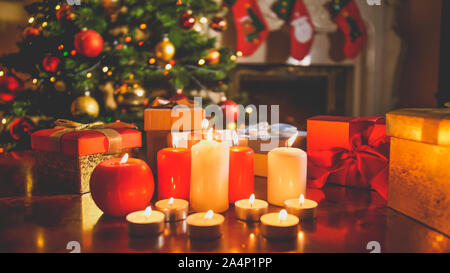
[0, 0, 237, 150]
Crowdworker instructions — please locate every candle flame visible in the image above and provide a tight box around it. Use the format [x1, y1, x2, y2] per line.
[172, 134, 179, 148]
[143, 206, 152, 217]
[298, 194, 305, 206]
[287, 132, 298, 147]
[249, 194, 255, 207]
[206, 128, 214, 141]
[278, 209, 288, 222]
[204, 210, 214, 219]
[201, 119, 209, 130]
[168, 197, 174, 205]
[120, 153, 129, 164]
[232, 130, 239, 146]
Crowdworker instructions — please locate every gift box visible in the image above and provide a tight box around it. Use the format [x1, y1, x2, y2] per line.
[386, 108, 450, 236]
[144, 97, 204, 179]
[31, 119, 142, 194]
[307, 116, 390, 199]
[244, 123, 306, 177]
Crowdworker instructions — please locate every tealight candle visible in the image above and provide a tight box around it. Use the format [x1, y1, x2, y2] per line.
[126, 206, 165, 237]
[284, 194, 318, 220]
[235, 194, 268, 222]
[155, 197, 189, 221]
[186, 210, 225, 240]
[260, 209, 299, 239]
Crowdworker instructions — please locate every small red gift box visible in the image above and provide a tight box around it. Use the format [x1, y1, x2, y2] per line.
[31, 119, 142, 193]
[306, 116, 390, 199]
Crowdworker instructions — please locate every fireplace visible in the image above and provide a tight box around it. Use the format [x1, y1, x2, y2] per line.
[229, 64, 354, 130]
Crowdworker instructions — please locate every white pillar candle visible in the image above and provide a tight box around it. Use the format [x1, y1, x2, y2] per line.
[267, 147, 307, 206]
[190, 132, 229, 213]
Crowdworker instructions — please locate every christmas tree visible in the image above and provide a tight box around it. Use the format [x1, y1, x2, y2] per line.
[0, 0, 237, 150]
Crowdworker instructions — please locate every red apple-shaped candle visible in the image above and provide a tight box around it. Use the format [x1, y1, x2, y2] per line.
[90, 154, 154, 217]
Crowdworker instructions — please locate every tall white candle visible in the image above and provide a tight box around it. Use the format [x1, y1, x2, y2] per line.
[267, 146, 307, 207]
[190, 131, 229, 213]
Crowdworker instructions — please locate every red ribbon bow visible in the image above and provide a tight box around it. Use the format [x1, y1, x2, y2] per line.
[307, 117, 390, 199]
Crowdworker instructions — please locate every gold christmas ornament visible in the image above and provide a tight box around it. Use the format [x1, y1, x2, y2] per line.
[114, 81, 148, 112]
[155, 36, 175, 62]
[70, 93, 100, 118]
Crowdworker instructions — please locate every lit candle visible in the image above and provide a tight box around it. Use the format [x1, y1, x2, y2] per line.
[155, 197, 189, 221]
[229, 132, 254, 204]
[90, 153, 155, 217]
[260, 209, 299, 239]
[267, 133, 307, 206]
[186, 210, 225, 240]
[284, 194, 318, 220]
[126, 206, 165, 237]
[190, 129, 229, 213]
[157, 135, 191, 200]
[235, 193, 268, 222]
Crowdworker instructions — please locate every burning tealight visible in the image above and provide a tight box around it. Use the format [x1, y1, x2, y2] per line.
[260, 209, 299, 239]
[126, 206, 165, 237]
[234, 194, 268, 222]
[155, 197, 189, 222]
[186, 210, 225, 240]
[284, 194, 318, 221]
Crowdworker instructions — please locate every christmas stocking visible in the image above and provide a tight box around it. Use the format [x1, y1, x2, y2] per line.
[288, 0, 314, 61]
[231, 0, 269, 57]
[329, 0, 367, 59]
[272, 0, 314, 62]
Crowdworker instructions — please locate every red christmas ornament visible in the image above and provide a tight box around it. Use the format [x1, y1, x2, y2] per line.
[0, 76, 20, 102]
[206, 49, 220, 65]
[220, 99, 239, 122]
[56, 4, 73, 21]
[23, 27, 40, 38]
[210, 16, 228, 32]
[9, 117, 35, 141]
[74, 29, 104, 58]
[42, 56, 60, 72]
[179, 12, 196, 29]
[90, 156, 155, 217]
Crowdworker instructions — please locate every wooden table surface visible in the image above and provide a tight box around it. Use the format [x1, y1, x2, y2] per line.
[0, 151, 448, 253]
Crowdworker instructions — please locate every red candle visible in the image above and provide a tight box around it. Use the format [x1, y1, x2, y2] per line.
[90, 154, 155, 217]
[157, 147, 191, 200]
[229, 146, 254, 204]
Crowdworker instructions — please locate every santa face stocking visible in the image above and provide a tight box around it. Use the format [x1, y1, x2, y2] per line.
[329, 0, 367, 59]
[272, 0, 314, 62]
[289, 0, 314, 61]
[231, 0, 269, 57]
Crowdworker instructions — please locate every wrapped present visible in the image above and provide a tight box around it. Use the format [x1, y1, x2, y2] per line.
[386, 108, 450, 236]
[144, 97, 204, 180]
[307, 116, 390, 199]
[243, 123, 306, 177]
[31, 119, 142, 194]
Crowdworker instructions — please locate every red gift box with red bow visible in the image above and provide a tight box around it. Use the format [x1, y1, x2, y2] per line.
[306, 116, 390, 199]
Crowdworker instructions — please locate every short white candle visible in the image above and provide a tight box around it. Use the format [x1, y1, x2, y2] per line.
[190, 130, 229, 213]
[284, 194, 318, 220]
[126, 206, 165, 237]
[186, 210, 225, 240]
[234, 194, 268, 222]
[260, 209, 299, 239]
[267, 135, 307, 206]
[155, 197, 189, 222]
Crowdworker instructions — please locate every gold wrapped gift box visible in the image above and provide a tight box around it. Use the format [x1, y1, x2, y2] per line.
[386, 108, 450, 236]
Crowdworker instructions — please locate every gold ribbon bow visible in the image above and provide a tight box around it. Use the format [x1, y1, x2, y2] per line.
[50, 119, 137, 154]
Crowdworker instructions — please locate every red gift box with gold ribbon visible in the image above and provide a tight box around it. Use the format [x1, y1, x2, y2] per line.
[31, 119, 142, 193]
[306, 116, 390, 199]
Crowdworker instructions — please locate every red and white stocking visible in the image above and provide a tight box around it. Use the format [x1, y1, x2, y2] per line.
[289, 0, 314, 62]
